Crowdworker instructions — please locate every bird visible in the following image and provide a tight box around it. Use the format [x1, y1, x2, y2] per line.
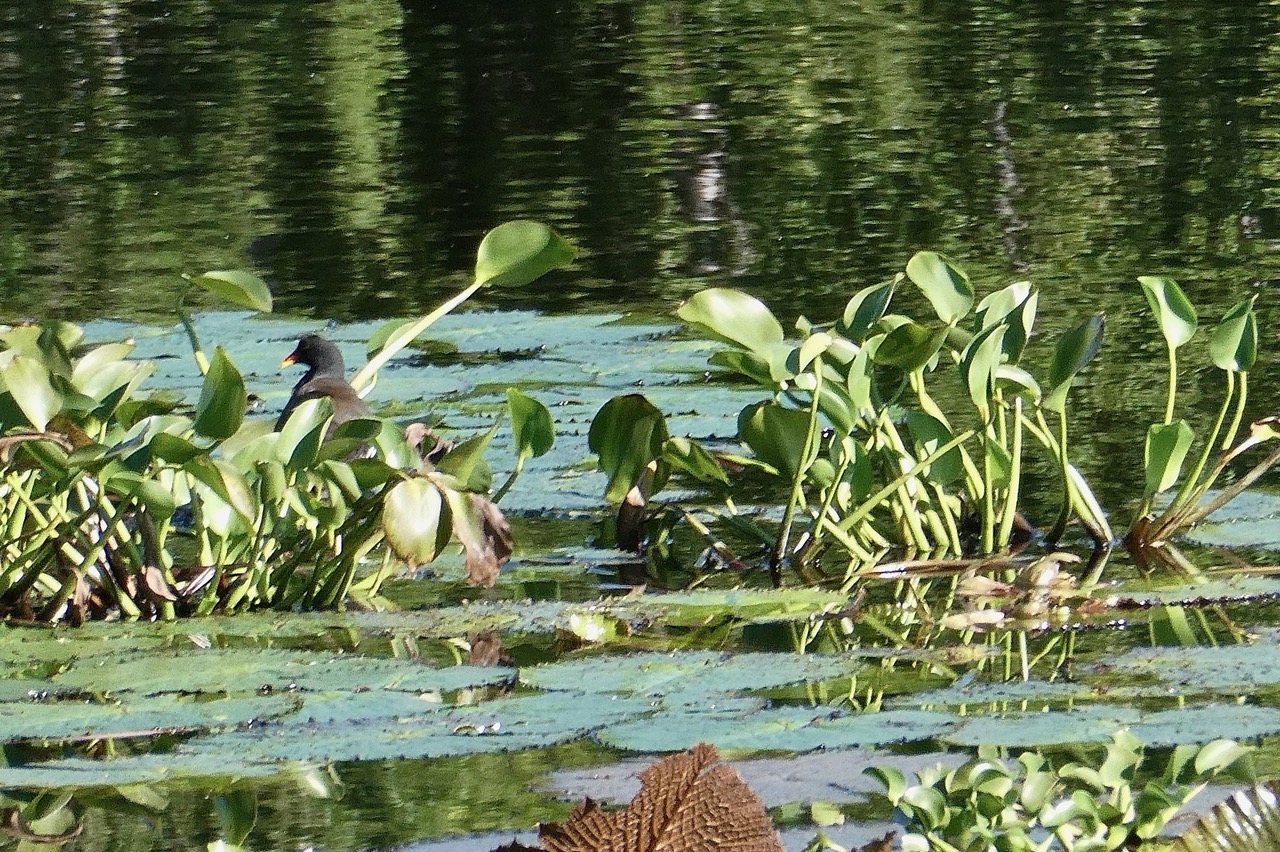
[275, 334, 372, 433]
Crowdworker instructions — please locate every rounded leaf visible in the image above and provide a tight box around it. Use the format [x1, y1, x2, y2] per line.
[1144, 419, 1195, 496]
[193, 347, 247, 441]
[1139, 275, 1197, 350]
[677, 288, 784, 354]
[873, 322, 949, 373]
[588, 395, 668, 503]
[507, 388, 555, 461]
[382, 478, 452, 566]
[1209, 297, 1258, 372]
[473, 221, 576, 287]
[191, 271, 273, 313]
[905, 251, 974, 324]
[0, 354, 62, 430]
[1045, 314, 1105, 413]
[841, 276, 898, 342]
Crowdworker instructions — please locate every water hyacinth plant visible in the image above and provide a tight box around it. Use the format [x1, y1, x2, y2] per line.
[588, 254, 1276, 587]
[0, 221, 571, 622]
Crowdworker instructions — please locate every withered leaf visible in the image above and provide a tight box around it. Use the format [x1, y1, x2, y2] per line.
[461, 494, 512, 588]
[860, 831, 896, 852]
[468, 629, 513, 666]
[537, 743, 783, 852]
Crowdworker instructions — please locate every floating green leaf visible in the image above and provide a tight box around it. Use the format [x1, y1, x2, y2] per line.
[1144, 419, 1195, 496]
[1210, 297, 1258, 372]
[588, 394, 668, 503]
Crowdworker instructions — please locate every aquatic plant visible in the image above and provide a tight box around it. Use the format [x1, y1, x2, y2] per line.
[587, 256, 1275, 587]
[0, 221, 571, 622]
[870, 732, 1251, 852]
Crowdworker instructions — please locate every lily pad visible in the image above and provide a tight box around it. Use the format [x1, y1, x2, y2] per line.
[942, 706, 1141, 748]
[518, 651, 858, 697]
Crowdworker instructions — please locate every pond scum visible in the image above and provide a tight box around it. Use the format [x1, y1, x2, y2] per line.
[4, 223, 1280, 848]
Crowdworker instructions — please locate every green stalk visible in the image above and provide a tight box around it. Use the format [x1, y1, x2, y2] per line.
[837, 428, 977, 534]
[1224, 370, 1249, 449]
[1164, 342, 1178, 425]
[769, 359, 825, 583]
[996, 396, 1024, 548]
[1047, 409, 1072, 543]
[1155, 375, 1235, 530]
[175, 283, 210, 376]
[351, 280, 484, 392]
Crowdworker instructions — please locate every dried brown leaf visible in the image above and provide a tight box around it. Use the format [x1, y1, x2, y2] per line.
[859, 831, 896, 852]
[461, 494, 512, 587]
[537, 743, 783, 852]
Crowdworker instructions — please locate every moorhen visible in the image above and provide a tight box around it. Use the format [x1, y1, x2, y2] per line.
[275, 334, 371, 433]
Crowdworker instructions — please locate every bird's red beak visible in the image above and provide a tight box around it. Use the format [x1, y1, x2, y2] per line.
[280, 350, 299, 369]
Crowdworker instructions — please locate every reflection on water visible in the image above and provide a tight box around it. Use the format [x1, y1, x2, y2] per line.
[1, 0, 1279, 327]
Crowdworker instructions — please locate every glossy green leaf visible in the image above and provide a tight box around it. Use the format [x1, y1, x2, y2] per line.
[1209, 297, 1258, 372]
[677, 288, 785, 354]
[1139, 276, 1198, 350]
[382, 477, 451, 566]
[507, 388, 555, 460]
[738, 400, 812, 480]
[190, 271, 272, 313]
[1195, 739, 1252, 776]
[588, 394, 668, 503]
[0, 354, 62, 430]
[978, 283, 1038, 363]
[473, 221, 576, 287]
[905, 411, 963, 485]
[842, 276, 898, 341]
[193, 346, 246, 440]
[873, 321, 949, 373]
[960, 323, 1007, 409]
[662, 436, 729, 485]
[905, 251, 974, 324]
[1045, 313, 1105, 413]
[1144, 419, 1195, 496]
[148, 432, 203, 465]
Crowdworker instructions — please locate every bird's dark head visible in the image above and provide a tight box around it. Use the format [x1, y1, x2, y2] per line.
[281, 334, 345, 378]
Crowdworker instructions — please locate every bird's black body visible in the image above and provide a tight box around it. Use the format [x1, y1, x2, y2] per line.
[275, 334, 372, 432]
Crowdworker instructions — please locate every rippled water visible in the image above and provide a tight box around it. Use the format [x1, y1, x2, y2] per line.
[2, 0, 1280, 327]
[4, 2, 1280, 850]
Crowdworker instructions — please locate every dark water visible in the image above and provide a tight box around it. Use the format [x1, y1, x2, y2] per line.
[3, 0, 1280, 328]
[4, 1, 1280, 849]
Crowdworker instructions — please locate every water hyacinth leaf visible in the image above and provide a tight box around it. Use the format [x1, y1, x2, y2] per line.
[677, 288, 785, 354]
[148, 432, 203, 464]
[1210, 296, 1259, 372]
[1045, 313, 1105, 413]
[184, 457, 256, 523]
[382, 478, 451, 566]
[1, 354, 62, 430]
[873, 321, 949, 373]
[663, 436, 729, 486]
[841, 276, 898, 341]
[473, 220, 576, 287]
[434, 421, 498, 492]
[190, 271, 272, 313]
[960, 323, 1007, 409]
[1139, 276, 1198, 350]
[588, 394, 668, 503]
[994, 364, 1041, 400]
[507, 388, 555, 460]
[1144, 419, 1195, 496]
[905, 411, 963, 485]
[738, 401, 812, 480]
[193, 346, 246, 440]
[793, 332, 832, 373]
[905, 251, 973, 325]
